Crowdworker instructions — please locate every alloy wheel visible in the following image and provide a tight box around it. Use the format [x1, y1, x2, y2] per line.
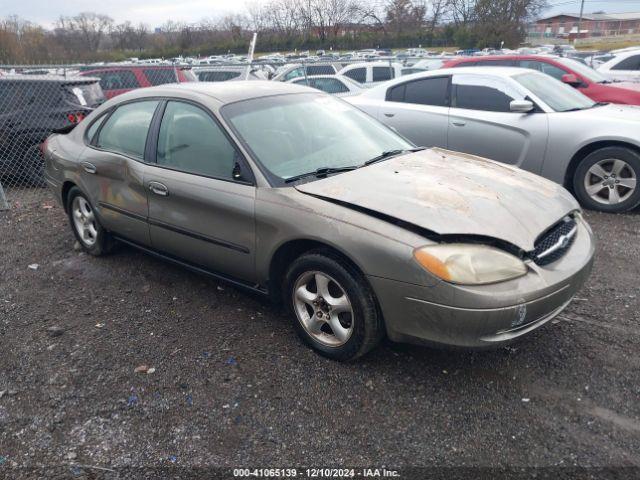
[72, 196, 98, 247]
[292, 271, 354, 347]
[584, 158, 637, 205]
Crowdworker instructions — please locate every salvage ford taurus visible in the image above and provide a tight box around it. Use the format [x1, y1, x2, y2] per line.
[43, 82, 595, 361]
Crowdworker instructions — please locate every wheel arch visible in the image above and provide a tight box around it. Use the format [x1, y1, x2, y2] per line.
[564, 140, 640, 193]
[267, 238, 369, 303]
[61, 181, 78, 213]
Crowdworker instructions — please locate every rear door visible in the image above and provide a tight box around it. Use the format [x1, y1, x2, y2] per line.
[447, 73, 549, 172]
[79, 99, 160, 245]
[145, 100, 257, 282]
[377, 76, 450, 148]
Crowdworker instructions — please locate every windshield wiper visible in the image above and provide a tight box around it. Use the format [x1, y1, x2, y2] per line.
[364, 147, 426, 166]
[591, 101, 609, 108]
[284, 165, 359, 183]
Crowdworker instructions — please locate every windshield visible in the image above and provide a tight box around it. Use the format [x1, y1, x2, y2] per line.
[222, 93, 412, 182]
[514, 72, 596, 112]
[556, 57, 608, 83]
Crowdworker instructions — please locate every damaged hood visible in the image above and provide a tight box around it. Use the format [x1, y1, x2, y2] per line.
[295, 148, 579, 252]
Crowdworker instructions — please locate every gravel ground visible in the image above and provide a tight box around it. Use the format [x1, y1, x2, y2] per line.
[1, 189, 639, 479]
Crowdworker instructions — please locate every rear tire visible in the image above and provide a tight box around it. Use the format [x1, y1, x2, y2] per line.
[573, 146, 640, 213]
[283, 250, 384, 361]
[66, 187, 114, 256]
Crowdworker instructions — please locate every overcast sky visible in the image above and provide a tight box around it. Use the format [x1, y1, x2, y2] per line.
[1, 0, 640, 28]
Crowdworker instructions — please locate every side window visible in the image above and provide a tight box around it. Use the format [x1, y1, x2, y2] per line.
[387, 77, 449, 106]
[343, 67, 366, 83]
[144, 69, 177, 86]
[372, 66, 394, 82]
[0, 83, 26, 112]
[313, 78, 349, 94]
[198, 71, 241, 82]
[86, 113, 107, 143]
[308, 65, 335, 75]
[95, 70, 139, 90]
[452, 74, 522, 112]
[612, 55, 640, 71]
[156, 101, 239, 180]
[519, 60, 566, 80]
[475, 60, 516, 66]
[284, 68, 303, 81]
[387, 84, 406, 102]
[96, 100, 158, 158]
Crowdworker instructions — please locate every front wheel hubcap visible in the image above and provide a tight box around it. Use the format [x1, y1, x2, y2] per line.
[584, 158, 637, 205]
[292, 271, 354, 347]
[72, 196, 98, 247]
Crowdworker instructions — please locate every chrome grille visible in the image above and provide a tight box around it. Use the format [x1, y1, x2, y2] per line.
[532, 217, 578, 266]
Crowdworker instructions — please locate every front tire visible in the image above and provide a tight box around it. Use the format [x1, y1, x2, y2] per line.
[573, 147, 640, 213]
[283, 250, 384, 361]
[66, 187, 114, 256]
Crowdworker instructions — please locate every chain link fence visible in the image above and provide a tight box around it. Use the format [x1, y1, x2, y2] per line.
[0, 56, 430, 210]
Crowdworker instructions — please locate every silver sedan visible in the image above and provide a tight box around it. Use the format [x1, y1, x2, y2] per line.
[43, 82, 594, 360]
[348, 67, 640, 213]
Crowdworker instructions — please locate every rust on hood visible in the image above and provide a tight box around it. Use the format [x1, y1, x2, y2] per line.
[295, 148, 579, 251]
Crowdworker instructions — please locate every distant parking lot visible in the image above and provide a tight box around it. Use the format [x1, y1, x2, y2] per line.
[1, 189, 639, 476]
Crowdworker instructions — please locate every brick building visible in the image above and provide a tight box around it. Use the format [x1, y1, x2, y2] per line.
[533, 12, 640, 38]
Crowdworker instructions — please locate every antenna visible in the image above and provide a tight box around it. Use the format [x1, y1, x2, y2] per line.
[246, 32, 257, 80]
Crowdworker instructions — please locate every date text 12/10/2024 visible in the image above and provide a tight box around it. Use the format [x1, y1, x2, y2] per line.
[232, 468, 401, 478]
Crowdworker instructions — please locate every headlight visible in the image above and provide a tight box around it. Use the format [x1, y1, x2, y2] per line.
[413, 244, 528, 285]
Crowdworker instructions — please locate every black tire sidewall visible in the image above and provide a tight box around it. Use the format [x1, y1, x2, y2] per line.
[283, 252, 382, 361]
[573, 147, 640, 213]
[66, 187, 110, 256]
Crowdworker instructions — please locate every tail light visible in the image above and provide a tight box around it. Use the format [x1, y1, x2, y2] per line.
[67, 112, 86, 124]
[40, 137, 49, 156]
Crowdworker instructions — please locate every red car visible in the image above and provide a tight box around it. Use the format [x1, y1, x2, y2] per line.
[79, 65, 197, 99]
[442, 55, 640, 105]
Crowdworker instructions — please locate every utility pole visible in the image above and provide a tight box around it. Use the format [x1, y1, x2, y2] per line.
[575, 0, 585, 44]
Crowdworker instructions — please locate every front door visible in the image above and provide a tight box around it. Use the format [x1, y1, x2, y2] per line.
[447, 73, 549, 173]
[145, 100, 256, 283]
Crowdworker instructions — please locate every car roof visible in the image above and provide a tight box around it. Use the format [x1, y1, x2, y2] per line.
[0, 75, 98, 83]
[341, 61, 401, 69]
[448, 54, 561, 63]
[404, 66, 532, 78]
[138, 80, 312, 104]
[613, 49, 640, 58]
[360, 66, 534, 97]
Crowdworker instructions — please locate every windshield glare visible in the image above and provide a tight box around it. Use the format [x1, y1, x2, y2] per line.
[223, 93, 412, 182]
[556, 57, 608, 83]
[515, 72, 596, 112]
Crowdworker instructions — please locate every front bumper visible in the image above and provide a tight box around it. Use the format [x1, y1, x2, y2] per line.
[368, 217, 595, 348]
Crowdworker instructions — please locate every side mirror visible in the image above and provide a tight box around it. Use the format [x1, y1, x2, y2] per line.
[561, 73, 581, 86]
[510, 99, 534, 113]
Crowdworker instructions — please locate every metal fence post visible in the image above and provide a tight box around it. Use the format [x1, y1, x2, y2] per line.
[0, 181, 9, 210]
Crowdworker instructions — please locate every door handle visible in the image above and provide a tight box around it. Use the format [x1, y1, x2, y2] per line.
[148, 181, 169, 196]
[452, 121, 466, 127]
[384, 113, 395, 118]
[81, 162, 97, 174]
